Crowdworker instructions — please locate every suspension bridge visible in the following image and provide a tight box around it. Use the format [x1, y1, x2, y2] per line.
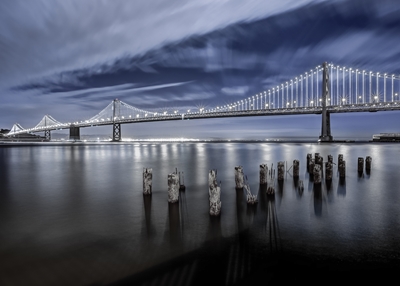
[5, 62, 400, 142]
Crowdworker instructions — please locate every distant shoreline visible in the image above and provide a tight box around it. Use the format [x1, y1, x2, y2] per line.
[1, 139, 396, 146]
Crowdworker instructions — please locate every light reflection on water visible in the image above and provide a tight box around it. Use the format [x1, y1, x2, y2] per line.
[0, 142, 400, 285]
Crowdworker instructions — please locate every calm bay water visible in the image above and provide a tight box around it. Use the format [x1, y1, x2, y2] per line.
[1, 142, 400, 285]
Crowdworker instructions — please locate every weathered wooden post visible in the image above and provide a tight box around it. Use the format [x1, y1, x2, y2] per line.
[260, 164, 268, 185]
[277, 161, 285, 181]
[293, 160, 299, 178]
[143, 168, 152, 195]
[309, 159, 315, 179]
[339, 160, 346, 178]
[168, 173, 179, 203]
[314, 153, 320, 161]
[327, 154, 333, 164]
[209, 169, 221, 216]
[338, 154, 344, 167]
[366, 156, 372, 171]
[307, 153, 312, 172]
[244, 183, 258, 204]
[235, 166, 244, 188]
[325, 162, 333, 181]
[358, 157, 364, 174]
[316, 155, 323, 168]
[313, 164, 322, 185]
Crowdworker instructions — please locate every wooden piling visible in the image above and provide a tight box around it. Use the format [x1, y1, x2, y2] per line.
[328, 154, 333, 164]
[325, 162, 333, 181]
[309, 159, 315, 178]
[307, 153, 312, 172]
[234, 166, 244, 188]
[259, 164, 268, 185]
[209, 169, 221, 216]
[316, 155, 323, 168]
[313, 164, 322, 185]
[244, 183, 258, 204]
[338, 154, 344, 167]
[168, 173, 179, 203]
[358, 157, 364, 174]
[277, 161, 285, 181]
[366, 156, 372, 171]
[339, 160, 346, 178]
[293, 160, 299, 178]
[143, 168, 152, 195]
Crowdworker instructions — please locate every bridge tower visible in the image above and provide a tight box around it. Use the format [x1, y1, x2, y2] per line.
[44, 130, 51, 141]
[44, 115, 51, 141]
[319, 62, 333, 142]
[112, 99, 121, 141]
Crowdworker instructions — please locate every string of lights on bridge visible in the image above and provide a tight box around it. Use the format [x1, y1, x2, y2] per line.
[209, 63, 400, 113]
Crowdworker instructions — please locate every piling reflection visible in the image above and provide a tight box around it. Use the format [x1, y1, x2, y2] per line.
[142, 195, 155, 238]
[337, 177, 346, 197]
[313, 184, 322, 217]
[326, 179, 332, 191]
[179, 188, 188, 231]
[293, 176, 299, 190]
[166, 202, 182, 250]
[225, 185, 256, 285]
[265, 196, 281, 254]
[236, 186, 246, 232]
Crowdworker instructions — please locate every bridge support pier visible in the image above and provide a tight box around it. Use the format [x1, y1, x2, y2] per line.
[44, 130, 51, 141]
[112, 123, 121, 141]
[319, 62, 333, 142]
[69, 126, 80, 140]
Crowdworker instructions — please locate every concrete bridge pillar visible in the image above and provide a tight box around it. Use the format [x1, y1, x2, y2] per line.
[69, 126, 80, 140]
[319, 62, 333, 142]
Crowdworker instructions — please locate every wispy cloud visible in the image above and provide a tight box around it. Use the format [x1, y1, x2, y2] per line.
[0, 0, 326, 88]
[221, 86, 249, 96]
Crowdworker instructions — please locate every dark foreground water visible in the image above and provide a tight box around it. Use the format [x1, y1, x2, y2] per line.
[1, 142, 400, 285]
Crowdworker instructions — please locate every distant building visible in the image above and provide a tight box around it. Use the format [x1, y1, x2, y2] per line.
[372, 133, 400, 142]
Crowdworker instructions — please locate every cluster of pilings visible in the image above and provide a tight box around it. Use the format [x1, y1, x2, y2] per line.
[306, 153, 372, 187]
[359, 156, 372, 175]
[141, 153, 372, 215]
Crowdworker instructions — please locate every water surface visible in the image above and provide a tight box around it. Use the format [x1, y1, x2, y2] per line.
[1, 142, 399, 285]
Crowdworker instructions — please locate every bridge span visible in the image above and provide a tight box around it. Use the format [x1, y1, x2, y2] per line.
[5, 62, 400, 141]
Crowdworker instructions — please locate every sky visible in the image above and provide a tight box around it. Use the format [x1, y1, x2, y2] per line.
[1, 0, 400, 140]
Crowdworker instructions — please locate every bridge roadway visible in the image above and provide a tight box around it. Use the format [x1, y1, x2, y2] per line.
[10, 101, 400, 136]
